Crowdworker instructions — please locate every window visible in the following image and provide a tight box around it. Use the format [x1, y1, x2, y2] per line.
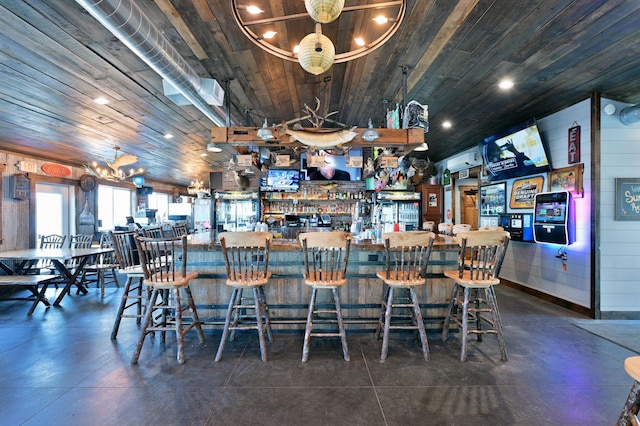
[98, 185, 134, 231]
[147, 192, 170, 222]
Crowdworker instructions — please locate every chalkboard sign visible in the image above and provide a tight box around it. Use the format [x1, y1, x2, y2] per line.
[615, 178, 640, 221]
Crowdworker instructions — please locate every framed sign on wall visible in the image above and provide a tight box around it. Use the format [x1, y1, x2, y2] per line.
[615, 178, 640, 221]
[548, 164, 584, 197]
[510, 176, 544, 209]
[13, 173, 30, 200]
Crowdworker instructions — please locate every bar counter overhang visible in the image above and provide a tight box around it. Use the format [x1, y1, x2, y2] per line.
[186, 232, 461, 331]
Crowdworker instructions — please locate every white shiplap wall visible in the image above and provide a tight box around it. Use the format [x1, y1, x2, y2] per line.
[599, 98, 640, 314]
[498, 99, 592, 307]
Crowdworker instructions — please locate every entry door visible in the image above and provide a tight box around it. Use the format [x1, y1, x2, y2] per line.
[35, 183, 73, 242]
[459, 185, 478, 229]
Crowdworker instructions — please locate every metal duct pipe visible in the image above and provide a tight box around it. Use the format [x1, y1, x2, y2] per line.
[76, 0, 227, 127]
[620, 104, 640, 126]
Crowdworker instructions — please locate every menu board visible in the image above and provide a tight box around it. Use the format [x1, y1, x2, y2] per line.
[615, 178, 640, 221]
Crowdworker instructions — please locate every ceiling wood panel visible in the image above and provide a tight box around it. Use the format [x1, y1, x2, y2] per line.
[0, 0, 638, 187]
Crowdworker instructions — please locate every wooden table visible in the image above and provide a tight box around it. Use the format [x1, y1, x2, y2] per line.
[0, 247, 113, 306]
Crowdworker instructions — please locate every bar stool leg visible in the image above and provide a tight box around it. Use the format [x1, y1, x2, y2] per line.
[184, 285, 205, 343]
[442, 283, 459, 342]
[333, 288, 350, 362]
[229, 288, 244, 342]
[111, 276, 144, 339]
[132, 288, 159, 364]
[174, 288, 185, 365]
[486, 287, 507, 361]
[410, 287, 430, 361]
[376, 283, 390, 340]
[258, 286, 273, 342]
[302, 288, 317, 362]
[215, 288, 238, 362]
[461, 287, 470, 362]
[254, 287, 268, 362]
[381, 287, 394, 362]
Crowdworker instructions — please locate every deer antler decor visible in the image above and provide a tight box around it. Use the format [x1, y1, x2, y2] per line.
[84, 147, 145, 182]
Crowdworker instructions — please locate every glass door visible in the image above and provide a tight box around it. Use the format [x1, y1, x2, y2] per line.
[35, 183, 74, 243]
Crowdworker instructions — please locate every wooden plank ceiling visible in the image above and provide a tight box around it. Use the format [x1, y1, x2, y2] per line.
[0, 0, 639, 188]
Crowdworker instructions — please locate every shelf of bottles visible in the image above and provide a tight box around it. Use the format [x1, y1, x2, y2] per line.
[260, 183, 370, 222]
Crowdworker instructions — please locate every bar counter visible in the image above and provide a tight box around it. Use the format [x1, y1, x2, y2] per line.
[186, 232, 460, 331]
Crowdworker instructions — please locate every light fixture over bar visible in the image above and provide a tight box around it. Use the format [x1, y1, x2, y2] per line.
[231, 0, 406, 73]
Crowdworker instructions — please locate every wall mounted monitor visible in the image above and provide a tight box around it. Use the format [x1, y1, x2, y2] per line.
[300, 148, 362, 181]
[479, 118, 551, 181]
[259, 169, 300, 193]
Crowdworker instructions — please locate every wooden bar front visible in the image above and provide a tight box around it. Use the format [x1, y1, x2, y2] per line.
[186, 232, 460, 332]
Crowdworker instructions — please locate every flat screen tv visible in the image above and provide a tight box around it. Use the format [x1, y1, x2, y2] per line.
[480, 118, 551, 181]
[300, 148, 362, 181]
[534, 191, 569, 225]
[259, 169, 300, 193]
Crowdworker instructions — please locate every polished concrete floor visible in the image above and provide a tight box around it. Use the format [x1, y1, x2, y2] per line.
[0, 283, 634, 425]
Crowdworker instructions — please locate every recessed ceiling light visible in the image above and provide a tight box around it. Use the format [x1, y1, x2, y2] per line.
[200, 152, 208, 157]
[354, 38, 365, 47]
[498, 79, 514, 90]
[94, 97, 109, 105]
[164, 133, 173, 139]
[442, 121, 452, 128]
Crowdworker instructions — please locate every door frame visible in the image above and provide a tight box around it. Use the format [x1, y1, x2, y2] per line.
[29, 175, 79, 248]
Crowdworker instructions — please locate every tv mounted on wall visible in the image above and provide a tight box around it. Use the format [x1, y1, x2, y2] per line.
[259, 169, 300, 193]
[479, 118, 551, 181]
[300, 148, 362, 181]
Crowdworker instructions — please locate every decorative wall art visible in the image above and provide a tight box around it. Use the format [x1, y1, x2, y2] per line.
[510, 176, 544, 209]
[548, 164, 584, 197]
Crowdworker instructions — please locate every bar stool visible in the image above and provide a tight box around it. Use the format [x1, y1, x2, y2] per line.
[109, 230, 146, 340]
[442, 230, 510, 361]
[376, 231, 436, 362]
[478, 225, 504, 232]
[299, 232, 351, 362]
[81, 233, 120, 296]
[619, 356, 640, 425]
[132, 235, 204, 364]
[438, 222, 453, 235]
[452, 223, 472, 235]
[215, 232, 273, 362]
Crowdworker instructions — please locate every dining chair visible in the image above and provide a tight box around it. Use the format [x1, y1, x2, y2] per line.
[172, 223, 189, 237]
[81, 233, 120, 296]
[132, 235, 204, 364]
[215, 232, 273, 362]
[442, 230, 510, 361]
[376, 231, 435, 362]
[452, 224, 472, 235]
[25, 234, 67, 275]
[299, 231, 352, 362]
[142, 226, 164, 238]
[109, 230, 146, 340]
[437, 222, 453, 236]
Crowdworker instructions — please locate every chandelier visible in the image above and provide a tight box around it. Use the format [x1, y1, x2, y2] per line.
[84, 147, 145, 182]
[187, 178, 210, 196]
[231, 0, 407, 75]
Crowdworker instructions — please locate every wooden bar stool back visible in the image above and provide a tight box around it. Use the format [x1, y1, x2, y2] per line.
[215, 232, 273, 362]
[376, 231, 435, 362]
[442, 230, 510, 361]
[438, 222, 453, 235]
[132, 235, 204, 364]
[142, 226, 164, 238]
[109, 230, 146, 340]
[619, 356, 640, 425]
[299, 231, 352, 362]
[81, 233, 120, 296]
[173, 223, 189, 237]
